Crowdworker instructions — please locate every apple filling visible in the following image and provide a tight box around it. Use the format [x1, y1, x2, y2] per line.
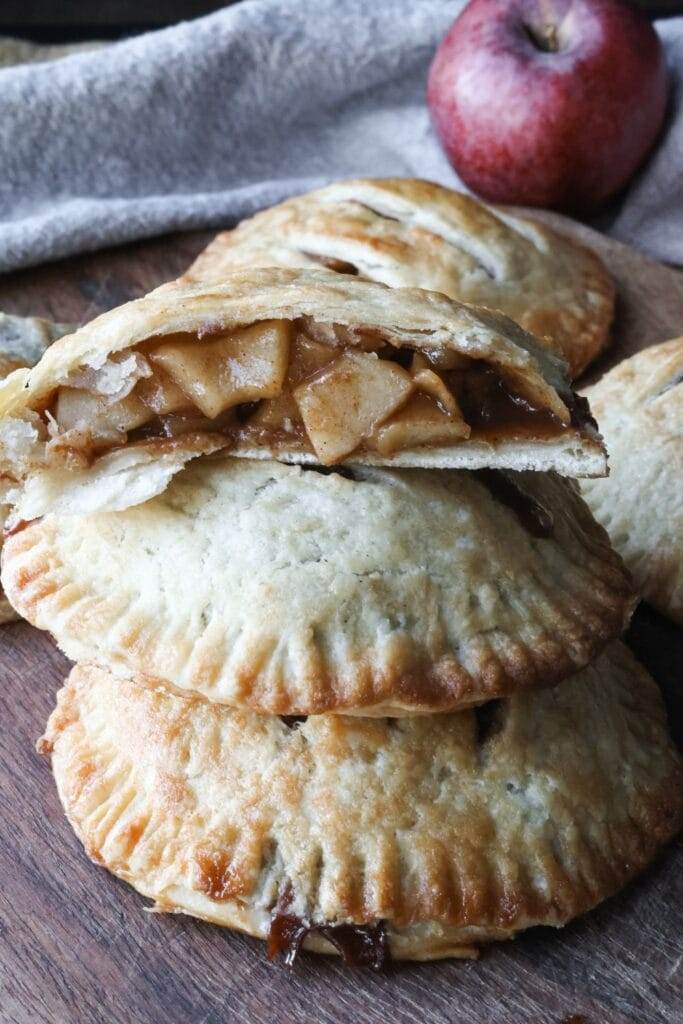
[41, 318, 573, 466]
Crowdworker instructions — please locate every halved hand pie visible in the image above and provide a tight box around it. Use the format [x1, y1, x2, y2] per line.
[183, 178, 614, 378]
[3, 457, 634, 715]
[40, 645, 683, 963]
[0, 269, 605, 522]
[582, 337, 683, 624]
[0, 311, 75, 622]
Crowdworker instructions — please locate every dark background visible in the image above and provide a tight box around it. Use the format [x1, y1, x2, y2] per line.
[0, 1, 230, 41]
[0, 0, 681, 43]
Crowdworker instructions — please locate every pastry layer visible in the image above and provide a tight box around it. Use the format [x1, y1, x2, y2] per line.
[582, 337, 683, 624]
[3, 457, 635, 715]
[0, 269, 606, 505]
[184, 178, 614, 377]
[41, 646, 683, 962]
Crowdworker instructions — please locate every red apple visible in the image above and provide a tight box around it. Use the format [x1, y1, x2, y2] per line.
[427, 0, 668, 212]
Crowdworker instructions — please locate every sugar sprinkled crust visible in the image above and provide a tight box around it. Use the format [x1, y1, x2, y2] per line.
[0, 268, 607, 483]
[184, 178, 614, 378]
[582, 337, 683, 624]
[4, 456, 634, 715]
[41, 646, 683, 961]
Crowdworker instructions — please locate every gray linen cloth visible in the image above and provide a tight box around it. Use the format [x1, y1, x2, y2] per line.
[0, 0, 680, 273]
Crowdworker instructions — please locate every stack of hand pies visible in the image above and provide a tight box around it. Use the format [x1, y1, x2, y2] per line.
[1, 180, 681, 967]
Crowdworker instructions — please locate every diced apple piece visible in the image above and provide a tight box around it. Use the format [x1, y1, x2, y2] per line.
[148, 320, 292, 419]
[421, 348, 472, 372]
[136, 368, 195, 414]
[299, 318, 386, 352]
[352, 327, 392, 351]
[413, 368, 459, 415]
[55, 388, 106, 432]
[294, 350, 413, 464]
[55, 388, 151, 440]
[410, 353, 431, 373]
[499, 365, 569, 426]
[248, 393, 302, 434]
[288, 335, 338, 386]
[299, 319, 352, 348]
[159, 409, 235, 437]
[410, 355, 462, 417]
[371, 394, 471, 456]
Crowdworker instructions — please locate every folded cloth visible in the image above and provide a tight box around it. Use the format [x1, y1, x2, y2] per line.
[0, 0, 680, 273]
[0, 36, 103, 69]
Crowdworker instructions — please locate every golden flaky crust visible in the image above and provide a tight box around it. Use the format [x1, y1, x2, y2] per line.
[183, 179, 614, 378]
[0, 267, 606, 480]
[0, 312, 75, 621]
[4, 457, 634, 715]
[0, 563, 18, 622]
[582, 338, 683, 624]
[42, 646, 683, 961]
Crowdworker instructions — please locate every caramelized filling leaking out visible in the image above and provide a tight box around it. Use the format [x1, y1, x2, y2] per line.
[304, 253, 360, 276]
[280, 715, 307, 728]
[453, 365, 562, 439]
[474, 469, 554, 538]
[565, 391, 598, 434]
[267, 909, 309, 967]
[473, 699, 503, 746]
[44, 318, 582, 467]
[267, 885, 389, 970]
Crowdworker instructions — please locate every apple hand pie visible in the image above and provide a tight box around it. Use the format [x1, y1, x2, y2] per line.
[0, 311, 75, 623]
[40, 645, 683, 964]
[182, 178, 614, 378]
[0, 269, 605, 523]
[581, 337, 683, 624]
[3, 456, 634, 715]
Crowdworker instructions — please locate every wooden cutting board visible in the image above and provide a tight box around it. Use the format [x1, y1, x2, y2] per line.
[0, 218, 681, 1024]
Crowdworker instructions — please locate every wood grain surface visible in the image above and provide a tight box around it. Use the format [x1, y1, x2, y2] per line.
[0, 218, 681, 1024]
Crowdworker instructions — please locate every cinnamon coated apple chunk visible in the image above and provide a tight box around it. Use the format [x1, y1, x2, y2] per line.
[47, 322, 538, 465]
[0, 270, 607, 513]
[293, 350, 414, 462]
[148, 321, 291, 418]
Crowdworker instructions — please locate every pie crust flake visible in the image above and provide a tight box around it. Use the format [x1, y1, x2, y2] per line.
[3, 456, 634, 715]
[41, 645, 683, 962]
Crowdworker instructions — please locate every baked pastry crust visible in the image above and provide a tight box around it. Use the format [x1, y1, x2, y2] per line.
[0, 312, 74, 622]
[3, 456, 634, 715]
[41, 645, 683, 962]
[183, 178, 614, 378]
[0, 269, 607, 491]
[582, 337, 683, 623]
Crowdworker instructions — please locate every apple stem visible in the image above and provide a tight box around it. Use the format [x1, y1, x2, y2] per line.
[524, 21, 559, 52]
